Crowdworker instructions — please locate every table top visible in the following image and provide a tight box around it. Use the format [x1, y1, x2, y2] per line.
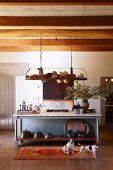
[12, 110, 101, 119]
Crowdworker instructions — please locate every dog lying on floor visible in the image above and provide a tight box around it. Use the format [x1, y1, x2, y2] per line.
[79, 144, 99, 158]
[63, 138, 74, 154]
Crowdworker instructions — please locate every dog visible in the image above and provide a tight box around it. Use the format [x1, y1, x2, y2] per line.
[63, 138, 74, 154]
[79, 144, 99, 158]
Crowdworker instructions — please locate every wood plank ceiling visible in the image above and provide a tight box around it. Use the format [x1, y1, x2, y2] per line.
[0, 0, 113, 52]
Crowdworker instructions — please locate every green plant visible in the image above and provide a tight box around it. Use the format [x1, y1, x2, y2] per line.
[64, 82, 107, 102]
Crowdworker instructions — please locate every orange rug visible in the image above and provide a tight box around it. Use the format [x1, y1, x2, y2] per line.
[15, 146, 95, 160]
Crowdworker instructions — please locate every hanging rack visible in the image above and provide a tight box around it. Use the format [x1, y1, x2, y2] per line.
[25, 37, 87, 83]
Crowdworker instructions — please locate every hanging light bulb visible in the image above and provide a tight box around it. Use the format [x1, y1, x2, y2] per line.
[105, 78, 108, 83]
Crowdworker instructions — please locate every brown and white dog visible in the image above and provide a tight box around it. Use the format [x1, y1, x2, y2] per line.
[79, 144, 99, 158]
[63, 138, 74, 154]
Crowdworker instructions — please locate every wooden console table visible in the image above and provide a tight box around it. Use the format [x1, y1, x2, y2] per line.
[12, 112, 101, 146]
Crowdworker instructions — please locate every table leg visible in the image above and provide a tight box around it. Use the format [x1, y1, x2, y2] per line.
[15, 118, 23, 146]
[20, 118, 22, 132]
[15, 119, 18, 140]
[96, 118, 100, 143]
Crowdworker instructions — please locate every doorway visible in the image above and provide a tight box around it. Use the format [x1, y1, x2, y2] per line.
[101, 77, 113, 130]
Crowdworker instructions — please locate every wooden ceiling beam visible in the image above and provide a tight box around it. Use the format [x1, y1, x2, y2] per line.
[0, 45, 112, 52]
[0, 0, 113, 5]
[44, 45, 113, 51]
[0, 16, 113, 27]
[0, 29, 113, 39]
[0, 39, 113, 46]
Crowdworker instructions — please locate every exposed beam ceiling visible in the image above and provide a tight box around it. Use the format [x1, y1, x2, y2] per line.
[0, 28, 113, 52]
[0, 1, 113, 52]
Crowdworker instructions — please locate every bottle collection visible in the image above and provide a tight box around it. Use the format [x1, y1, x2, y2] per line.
[19, 100, 42, 113]
[19, 100, 33, 111]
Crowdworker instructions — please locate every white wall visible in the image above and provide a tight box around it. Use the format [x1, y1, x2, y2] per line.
[72, 51, 113, 86]
[15, 77, 43, 111]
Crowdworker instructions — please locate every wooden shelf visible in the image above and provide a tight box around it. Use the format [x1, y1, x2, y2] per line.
[17, 137, 96, 142]
[25, 77, 87, 81]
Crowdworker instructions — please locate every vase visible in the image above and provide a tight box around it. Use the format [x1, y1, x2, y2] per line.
[82, 100, 89, 113]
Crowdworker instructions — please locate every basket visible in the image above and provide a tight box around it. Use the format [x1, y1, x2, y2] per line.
[64, 119, 88, 135]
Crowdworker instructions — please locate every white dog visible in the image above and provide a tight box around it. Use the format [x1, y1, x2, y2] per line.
[79, 144, 99, 158]
[63, 138, 74, 154]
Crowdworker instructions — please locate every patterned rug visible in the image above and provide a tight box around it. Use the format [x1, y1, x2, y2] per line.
[15, 146, 95, 160]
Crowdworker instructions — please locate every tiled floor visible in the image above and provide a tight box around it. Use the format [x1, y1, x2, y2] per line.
[0, 128, 113, 170]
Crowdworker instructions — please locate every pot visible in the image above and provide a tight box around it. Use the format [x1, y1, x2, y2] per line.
[65, 130, 78, 138]
[44, 133, 53, 139]
[20, 129, 31, 139]
[34, 131, 43, 138]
